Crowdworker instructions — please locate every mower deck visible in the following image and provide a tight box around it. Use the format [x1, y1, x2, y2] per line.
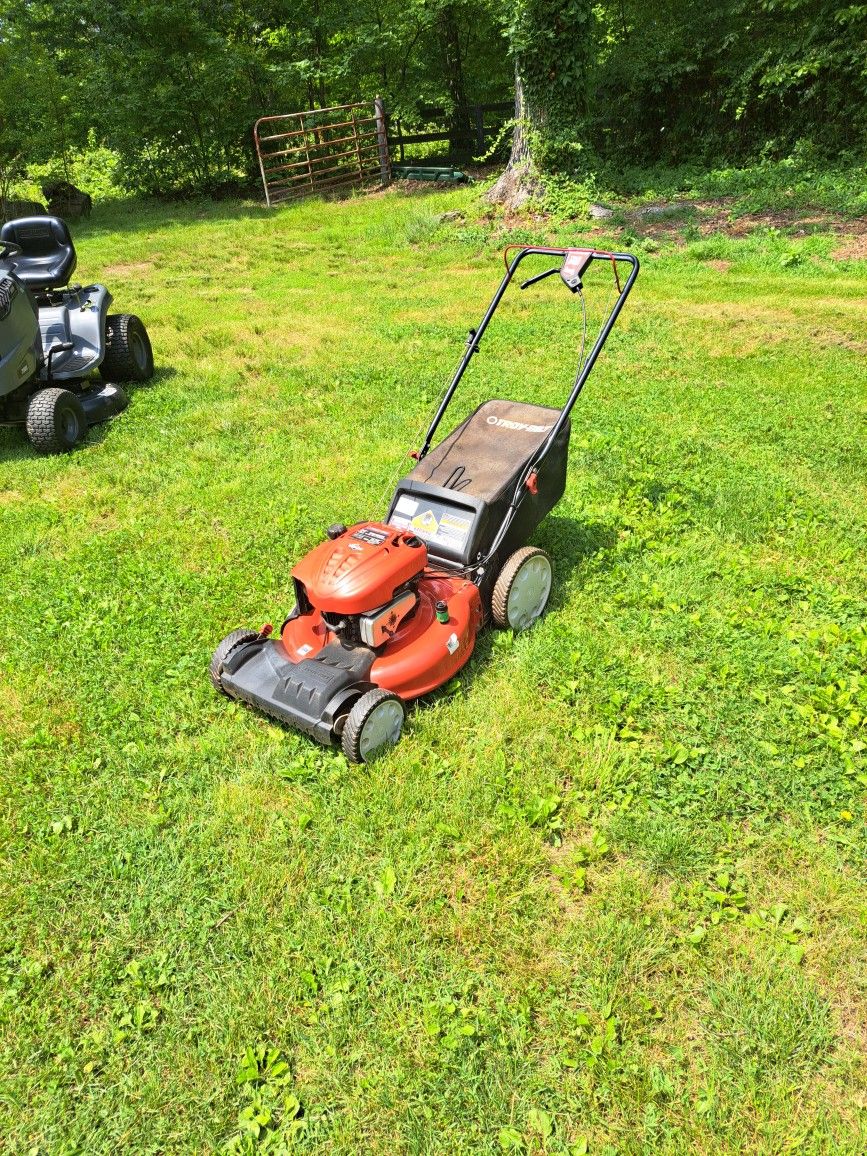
[220, 557, 483, 742]
[221, 636, 376, 744]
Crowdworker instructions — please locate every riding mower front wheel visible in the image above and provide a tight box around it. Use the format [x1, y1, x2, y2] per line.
[26, 388, 86, 453]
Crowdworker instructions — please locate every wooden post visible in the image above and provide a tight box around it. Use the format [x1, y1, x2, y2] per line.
[300, 111, 314, 190]
[374, 96, 390, 186]
[255, 132, 271, 208]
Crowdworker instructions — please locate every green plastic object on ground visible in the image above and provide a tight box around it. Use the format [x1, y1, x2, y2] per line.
[392, 165, 470, 182]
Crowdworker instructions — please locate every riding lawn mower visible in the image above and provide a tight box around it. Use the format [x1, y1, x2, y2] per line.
[0, 215, 153, 453]
[211, 245, 639, 762]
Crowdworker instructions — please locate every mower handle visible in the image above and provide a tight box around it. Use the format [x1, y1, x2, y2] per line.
[0, 239, 22, 260]
[417, 245, 640, 464]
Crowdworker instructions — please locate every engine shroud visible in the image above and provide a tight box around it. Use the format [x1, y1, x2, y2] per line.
[292, 522, 427, 615]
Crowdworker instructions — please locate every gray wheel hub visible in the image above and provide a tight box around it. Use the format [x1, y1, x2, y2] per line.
[507, 554, 552, 630]
[60, 407, 80, 442]
[130, 329, 147, 370]
[359, 698, 404, 759]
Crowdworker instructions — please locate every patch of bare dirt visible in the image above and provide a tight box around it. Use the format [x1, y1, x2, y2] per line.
[832, 234, 867, 261]
[0, 678, 28, 739]
[378, 177, 867, 258]
[102, 261, 154, 276]
[391, 179, 458, 196]
[806, 327, 867, 355]
[723, 209, 846, 237]
[627, 196, 867, 249]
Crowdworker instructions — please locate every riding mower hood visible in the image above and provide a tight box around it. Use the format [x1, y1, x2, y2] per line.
[212, 246, 639, 762]
[0, 216, 153, 452]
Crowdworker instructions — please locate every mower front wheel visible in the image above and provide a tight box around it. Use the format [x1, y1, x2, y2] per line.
[342, 688, 405, 764]
[210, 628, 260, 694]
[492, 546, 553, 631]
[26, 388, 86, 453]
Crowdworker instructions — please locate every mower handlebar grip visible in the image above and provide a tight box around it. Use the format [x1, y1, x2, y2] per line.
[504, 244, 638, 275]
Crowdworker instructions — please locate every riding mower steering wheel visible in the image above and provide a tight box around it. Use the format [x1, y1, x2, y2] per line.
[0, 239, 23, 261]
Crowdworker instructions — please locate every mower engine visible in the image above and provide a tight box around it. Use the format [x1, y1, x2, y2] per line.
[292, 523, 427, 646]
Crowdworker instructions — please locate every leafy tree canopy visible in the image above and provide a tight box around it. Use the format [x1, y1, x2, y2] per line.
[0, 0, 863, 196]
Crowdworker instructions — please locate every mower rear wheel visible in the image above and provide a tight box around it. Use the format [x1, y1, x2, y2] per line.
[25, 388, 86, 453]
[342, 688, 405, 764]
[492, 546, 553, 631]
[101, 314, 154, 382]
[209, 628, 260, 694]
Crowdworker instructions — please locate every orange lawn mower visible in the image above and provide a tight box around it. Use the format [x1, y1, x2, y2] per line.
[210, 246, 639, 762]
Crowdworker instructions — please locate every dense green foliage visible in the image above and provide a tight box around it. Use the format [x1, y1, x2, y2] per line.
[588, 0, 867, 165]
[2, 1, 865, 197]
[505, 0, 595, 172]
[1, 188, 866, 1152]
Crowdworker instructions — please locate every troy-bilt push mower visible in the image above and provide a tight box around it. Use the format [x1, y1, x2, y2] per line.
[211, 245, 639, 762]
[0, 216, 153, 453]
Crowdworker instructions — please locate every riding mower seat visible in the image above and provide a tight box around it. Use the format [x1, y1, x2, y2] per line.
[0, 216, 77, 291]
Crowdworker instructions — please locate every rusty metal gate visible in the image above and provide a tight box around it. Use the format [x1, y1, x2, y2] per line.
[254, 99, 390, 206]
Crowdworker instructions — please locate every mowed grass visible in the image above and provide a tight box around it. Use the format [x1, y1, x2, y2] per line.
[1, 186, 866, 1154]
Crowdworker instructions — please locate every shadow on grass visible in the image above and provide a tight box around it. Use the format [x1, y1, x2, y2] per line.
[68, 182, 453, 243]
[83, 365, 177, 447]
[0, 428, 33, 463]
[421, 513, 619, 710]
[70, 197, 277, 242]
[66, 177, 477, 246]
[536, 513, 618, 606]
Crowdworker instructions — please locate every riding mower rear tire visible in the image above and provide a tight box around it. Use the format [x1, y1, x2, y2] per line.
[26, 388, 86, 453]
[100, 314, 154, 382]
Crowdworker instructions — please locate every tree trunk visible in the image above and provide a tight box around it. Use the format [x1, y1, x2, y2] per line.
[313, 0, 327, 107]
[438, 5, 472, 154]
[485, 61, 543, 208]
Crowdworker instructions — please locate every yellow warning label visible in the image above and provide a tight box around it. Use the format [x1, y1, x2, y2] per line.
[412, 509, 439, 535]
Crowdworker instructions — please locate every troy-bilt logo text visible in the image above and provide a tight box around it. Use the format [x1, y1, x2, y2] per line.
[486, 415, 551, 434]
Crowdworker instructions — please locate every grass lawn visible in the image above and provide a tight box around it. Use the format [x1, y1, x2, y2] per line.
[1, 185, 865, 1154]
